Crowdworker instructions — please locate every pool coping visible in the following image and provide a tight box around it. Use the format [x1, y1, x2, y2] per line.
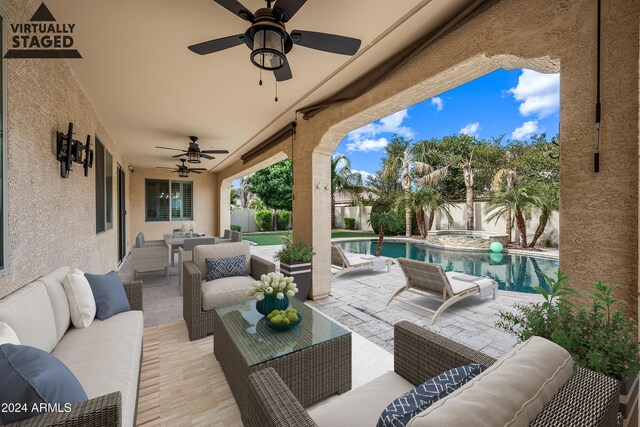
[330, 236, 560, 260]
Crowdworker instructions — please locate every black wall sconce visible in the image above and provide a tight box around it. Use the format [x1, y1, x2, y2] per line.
[56, 122, 93, 178]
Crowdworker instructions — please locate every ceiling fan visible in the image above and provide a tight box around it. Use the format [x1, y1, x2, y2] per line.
[155, 136, 229, 164]
[156, 159, 207, 178]
[188, 0, 362, 83]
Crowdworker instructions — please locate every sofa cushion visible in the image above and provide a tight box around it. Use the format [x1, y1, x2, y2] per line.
[52, 310, 143, 427]
[63, 269, 97, 329]
[309, 371, 414, 427]
[39, 267, 72, 343]
[408, 336, 574, 427]
[206, 255, 246, 281]
[85, 271, 131, 320]
[201, 275, 256, 311]
[0, 344, 88, 424]
[0, 282, 57, 352]
[0, 322, 20, 345]
[378, 364, 485, 427]
[194, 242, 251, 277]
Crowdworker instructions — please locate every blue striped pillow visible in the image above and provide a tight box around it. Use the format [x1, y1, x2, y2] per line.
[377, 363, 485, 427]
[205, 255, 246, 281]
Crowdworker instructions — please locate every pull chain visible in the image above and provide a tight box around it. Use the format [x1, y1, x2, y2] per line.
[259, 68, 263, 86]
[275, 79, 278, 102]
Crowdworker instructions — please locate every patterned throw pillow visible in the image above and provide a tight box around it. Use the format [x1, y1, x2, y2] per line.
[205, 255, 246, 281]
[377, 364, 485, 427]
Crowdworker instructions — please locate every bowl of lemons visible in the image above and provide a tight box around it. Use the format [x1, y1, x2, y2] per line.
[266, 308, 302, 331]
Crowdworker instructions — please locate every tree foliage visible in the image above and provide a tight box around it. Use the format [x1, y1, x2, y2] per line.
[247, 159, 293, 211]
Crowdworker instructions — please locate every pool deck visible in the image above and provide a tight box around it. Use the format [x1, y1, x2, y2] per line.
[251, 245, 543, 358]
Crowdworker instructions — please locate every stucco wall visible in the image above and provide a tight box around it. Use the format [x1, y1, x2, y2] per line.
[129, 168, 217, 240]
[0, 0, 130, 298]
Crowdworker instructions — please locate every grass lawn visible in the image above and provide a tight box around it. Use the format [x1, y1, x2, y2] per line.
[243, 230, 378, 246]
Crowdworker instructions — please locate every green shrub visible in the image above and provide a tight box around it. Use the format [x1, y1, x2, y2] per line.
[254, 210, 273, 232]
[274, 240, 313, 263]
[344, 217, 356, 230]
[369, 204, 406, 236]
[276, 211, 291, 230]
[230, 224, 242, 232]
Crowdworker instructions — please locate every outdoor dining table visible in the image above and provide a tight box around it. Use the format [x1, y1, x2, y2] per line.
[164, 234, 213, 266]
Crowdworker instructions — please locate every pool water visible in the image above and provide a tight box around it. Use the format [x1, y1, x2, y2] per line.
[334, 239, 559, 294]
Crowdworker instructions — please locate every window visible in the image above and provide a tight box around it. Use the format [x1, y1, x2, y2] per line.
[171, 181, 193, 221]
[0, 13, 5, 272]
[95, 138, 113, 233]
[145, 179, 192, 222]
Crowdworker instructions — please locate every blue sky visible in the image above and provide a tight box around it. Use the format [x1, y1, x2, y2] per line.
[336, 68, 560, 180]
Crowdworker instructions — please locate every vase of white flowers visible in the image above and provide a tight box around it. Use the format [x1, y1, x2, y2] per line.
[248, 272, 298, 316]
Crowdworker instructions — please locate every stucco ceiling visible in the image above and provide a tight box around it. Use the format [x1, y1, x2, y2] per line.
[50, 0, 476, 171]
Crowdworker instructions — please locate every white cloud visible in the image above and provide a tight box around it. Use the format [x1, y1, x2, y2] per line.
[460, 122, 480, 137]
[511, 120, 541, 139]
[431, 97, 444, 111]
[345, 109, 414, 152]
[346, 138, 389, 153]
[351, 169, 374, 183]
[508, 70, 559, 118]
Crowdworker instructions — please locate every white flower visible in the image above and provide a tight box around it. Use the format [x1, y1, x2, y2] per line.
[285, 276, 294, 284]
[276, 292, 284, 300]
[286, 290, 295, 297]
[265, 286, 273, 294]
[256, 292, 265, 301]
[260, 274, 268, 282]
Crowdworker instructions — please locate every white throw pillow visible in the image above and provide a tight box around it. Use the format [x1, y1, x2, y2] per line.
[62, 269, 96, 329]
[0, 322, 20, 345]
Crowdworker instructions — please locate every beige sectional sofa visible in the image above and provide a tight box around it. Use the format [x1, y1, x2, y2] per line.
[0, 267, 143, 427]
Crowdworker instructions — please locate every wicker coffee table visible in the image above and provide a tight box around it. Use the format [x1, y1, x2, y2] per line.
[213, 298, 352, 424]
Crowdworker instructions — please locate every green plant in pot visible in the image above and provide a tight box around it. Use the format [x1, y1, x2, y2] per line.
[274, 239, 313, 301]
[496, 270, 640, 424]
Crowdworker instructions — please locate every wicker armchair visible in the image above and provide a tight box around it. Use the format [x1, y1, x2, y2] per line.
[131, 233, 169, 280]
[247, 321, 621, 427]
[183, 242, 275, 341]
[7, 280, 143, 427]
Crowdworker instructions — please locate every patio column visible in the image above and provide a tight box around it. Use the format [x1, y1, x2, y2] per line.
[292, 123, 332, 300]
[219, 179, 232, 236]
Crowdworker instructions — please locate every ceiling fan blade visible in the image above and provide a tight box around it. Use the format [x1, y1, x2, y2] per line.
[188, 34, 245, 55]
[291, 30, 361, 55]
[213, 0, 254, 21]
[200, 154, 215, 160]
[273, 0, 307, 22]
[156, 146, 186, 152]
[190, 170, 203, 174]
[172, 154, 187, 158]
[156, 167, 175, 170]
[201, 149, 230, 154]
[274, 59, 292, 82]
[190, 168, 208, 171]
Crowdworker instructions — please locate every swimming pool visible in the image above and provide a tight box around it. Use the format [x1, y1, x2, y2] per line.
[334, 239, 559, 294]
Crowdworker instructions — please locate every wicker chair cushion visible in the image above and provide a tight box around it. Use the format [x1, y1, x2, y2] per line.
[0, 322, 20, 345]
[193, 242, 251, 277]
[378, 364, 485, 427]
[38, 267, 72, 344]
[409, 336, 574, 427]
[52, 310, 143, 427]
[309, 371, 414, 427]
[201, 275, 255, 310]
[0, 281, 57, 352]
[0, 344, 88, 424]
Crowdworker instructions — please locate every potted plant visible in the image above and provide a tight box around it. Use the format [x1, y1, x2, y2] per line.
[496, 270, 640, 425]
[274, 239, 313, 301]
[247, 272, 298, 316]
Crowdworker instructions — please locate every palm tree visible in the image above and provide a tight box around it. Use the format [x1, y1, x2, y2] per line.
[384, 137, 447, 237]
[492, 169, 517, 241]
[529, 182, 559, 248]
[394, 189, 430, 238]
[424, 189, 456, 232]
[368, 209, 401, 256]
[485, 180, 539, 248]
[331, 154, 364, 229]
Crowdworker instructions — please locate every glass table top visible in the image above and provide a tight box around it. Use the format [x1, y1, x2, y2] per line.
[214, 298, 351, 367]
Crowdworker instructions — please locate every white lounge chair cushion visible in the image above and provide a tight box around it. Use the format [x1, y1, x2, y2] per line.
[0, 281, 57, 352]
[309, 371, 414, 427]
[193, 242, 251, 277]
[201, 275, 255, 310]
[445, 272, 478, 295]
[39, 267, 72, 343]
[408, 336, 574, 427]
[52, 310, 143, 427]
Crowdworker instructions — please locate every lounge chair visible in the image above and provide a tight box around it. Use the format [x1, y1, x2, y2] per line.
[331, 244, 392, 280]
[389, 258, 497, 324]
[131, 232, 169, 280]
